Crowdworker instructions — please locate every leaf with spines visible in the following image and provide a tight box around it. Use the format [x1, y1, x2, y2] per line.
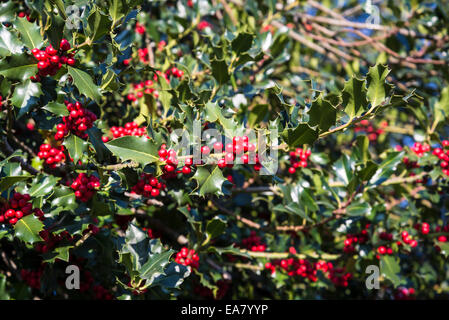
[341, 76, 368, 118]
[366, 64, 393, 108]
[0, 53, 37, 81]
[12, 80, 42, 117]
[308, 95, 337, 132]
[67, 66, 102, 103]
[14, 214, 44, 244]
[380, 255, 405, 287]
[14, 17, 44, 49]
[105, 136, 159, 166]
[0, 25, 23, 56]
[191, 166, 227, 197]
[282, 123, 318, 147]
[63, 134, 88, 165]
[29, 175, 59, 197]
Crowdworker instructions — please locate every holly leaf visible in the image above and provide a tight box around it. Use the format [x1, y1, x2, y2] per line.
[282, 123, 319, 147]
[67, 66, 102, 103]
[0, 53, 37, 81]
[366, 64, 393, 108]
[341, 76, 368, 118]
[0, 25, 23, 56]
[380, 255, 405, 287]
[28, 175, 59, 197]
[11, 79, 42, 116]
[14, 17, 44, 49]
[105, 136, 159, 165]
[14, 214, 44, 244]
[63, 134, 88, 164]
[308, 95, 337, 132]
[191, 166, 227, 197]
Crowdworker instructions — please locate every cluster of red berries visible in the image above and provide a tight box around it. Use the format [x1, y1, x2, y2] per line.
[18, 11, 33, 21]
[55, 101, 97, 140]
[328, 267, 353, 287]
[354, 120, 386, 141]
[166, 67, 184, 78]
[35, 230, 74, 254]
[399, 230, 418, 248]
[37, 143, 66, 168]
[0, 95, 3, 111]
[265, 258, 351, 287]
[175, 247, 199, 269]
[410, 142, 432, 157]
[376, 245, 394, 256]
[194, 280, 230, 300]
[288, 147, 312, 174]
[414, 222, 430, 235]
[394, 287, 416, 300]
[104, 121, 150, 141]
[138, 47, 149, 63]
[215, 136, 259, 170]
[30, 39, 74, 82]
[432, 140, 449, 176]
[342, 226, 369, 253]
[130, 173, 165, 198]
[240, 231, 267, 252]
[126, 80, 159, 102]
[198, 20, 211, 31]
[135, 22, 146, 34]
[70, 173, 100, 202]
[0, 193, 44, 225]
[159, 144, 195, 176]
[21, 267, 44, 290]
[399, 140, 449, 178]
[142, 227, 161, 239]
[157, 145, 181, 176]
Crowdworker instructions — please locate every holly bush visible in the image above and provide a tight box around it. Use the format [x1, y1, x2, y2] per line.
[0, 0, 449, 300]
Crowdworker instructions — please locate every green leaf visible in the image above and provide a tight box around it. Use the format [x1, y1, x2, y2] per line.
[14, 17, 44, 49]
[11, 79, 42, 115]
[67, 66, 102, 103]
[63, 134, 88, 164]
[211, 59, 229, 85]
[437, 242, 449, 257]
[191, 166, 227, 196]
[341, 76, 368, 118]
[207, 245, 251, 258]
[282, 123, 318, 147]
[29, 175, 59, 197]
[370, 151, 403, 185]
[109, 0, 127, 25]
[0, 53, 37, 81]
[435, 86, 449, 124]
[50, 186, 77, 210]
[87, 7, 112, 42]
[14, 214, 44, 244]
[308, 95, 337, 132]
[205, 102, 238, 132]
[332, 155, 355, 186]
[0, 2, 15, 23]
[0, 175, 31, 191]
[0, 25, 23, 56]
[231, 32, 254, 55]
[43, 244, 73, 263]
[43, 101, 69, 116]
[366, 64, 392, 107]
[346, 202, 371, 216]
[105, 136, 159, 166]
[380, 255, 404, 287]
[205, 216, 226, 243]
